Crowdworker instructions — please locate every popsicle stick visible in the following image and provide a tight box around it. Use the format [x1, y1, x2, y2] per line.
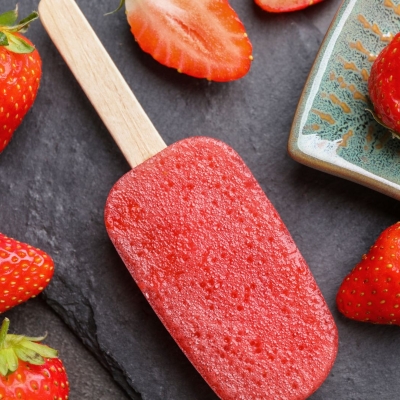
[38, 0, 167, 168]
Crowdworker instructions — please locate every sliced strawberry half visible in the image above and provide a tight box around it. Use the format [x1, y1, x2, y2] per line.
[255, 0, 322, 13]
[124, 0, 253, 82]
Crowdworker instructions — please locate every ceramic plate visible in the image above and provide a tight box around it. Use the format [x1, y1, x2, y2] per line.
[289, 0, 400, 199]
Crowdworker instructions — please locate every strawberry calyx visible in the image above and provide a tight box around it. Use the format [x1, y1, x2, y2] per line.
[0, 5, 38, 54]
[0, 318, 58, 377]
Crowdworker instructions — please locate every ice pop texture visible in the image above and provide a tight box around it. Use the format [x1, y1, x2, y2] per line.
[105, 137, 338, 399]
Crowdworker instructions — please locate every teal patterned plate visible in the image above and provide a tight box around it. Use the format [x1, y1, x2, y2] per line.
[289, 0, 400, 199]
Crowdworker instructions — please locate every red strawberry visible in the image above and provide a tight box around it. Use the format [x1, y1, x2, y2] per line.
[0, 318, 69, 400]
[368, 33, 400, 139]
[0, 6, 42, 153]
[337, 221, 400, 325]
[0, 233, 54, 313]
[117, 0, 253, 82]
[255, 0, 323, 13]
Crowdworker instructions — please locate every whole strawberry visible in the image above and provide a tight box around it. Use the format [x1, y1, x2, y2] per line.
[337, 221, 400, 325]
[0, 233, 54, 312]
[0, 318, 69, 399]
[0, 6, 42, 153]
[368, 33, 400, 138]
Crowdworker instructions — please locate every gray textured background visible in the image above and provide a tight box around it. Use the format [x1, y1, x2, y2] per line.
[2, 0, 400, 399]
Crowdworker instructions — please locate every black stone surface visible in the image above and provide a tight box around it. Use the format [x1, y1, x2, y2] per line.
[2, 0, 400, 399]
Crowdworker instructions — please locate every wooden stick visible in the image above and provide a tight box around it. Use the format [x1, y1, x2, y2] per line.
[38, 0, 167, 168]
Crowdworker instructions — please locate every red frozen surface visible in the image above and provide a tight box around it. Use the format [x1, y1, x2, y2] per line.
[105, 137, 338, 400]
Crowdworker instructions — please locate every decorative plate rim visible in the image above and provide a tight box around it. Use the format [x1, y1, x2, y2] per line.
[288, 0, 400, 200]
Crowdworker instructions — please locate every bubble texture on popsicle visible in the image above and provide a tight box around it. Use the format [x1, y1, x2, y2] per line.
[105, 137, 338, 400]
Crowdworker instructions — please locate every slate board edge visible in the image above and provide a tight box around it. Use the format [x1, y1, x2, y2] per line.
[45, 296, 142, 399]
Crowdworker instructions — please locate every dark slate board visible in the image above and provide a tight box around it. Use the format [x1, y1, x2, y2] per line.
[2, 0, 400, 399]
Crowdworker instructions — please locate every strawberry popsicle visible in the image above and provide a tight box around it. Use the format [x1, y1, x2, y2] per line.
[105, 137, 337, 399]
[39, 0, 338, 398]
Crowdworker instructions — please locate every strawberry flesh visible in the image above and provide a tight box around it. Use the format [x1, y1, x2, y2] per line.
[125, 0, 253, 81]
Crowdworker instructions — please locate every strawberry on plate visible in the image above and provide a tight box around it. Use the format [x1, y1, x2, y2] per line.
[337, 221, 400, 325]
[0, 233, 54, 313]
[368, 33, 400, 139]
[255, 0, 322, 13]
[115, 0, 253, 82]
[0, 6, 42, 153]
[0, 318, 69, 399]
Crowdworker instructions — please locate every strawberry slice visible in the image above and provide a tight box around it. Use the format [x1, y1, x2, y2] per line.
[255, 0, 322, 13]
[123, 0, 253, 81]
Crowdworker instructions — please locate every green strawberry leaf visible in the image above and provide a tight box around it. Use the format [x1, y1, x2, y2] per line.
[5, 33, 35, 54]
[10, 11, 39, 33]
[0, 353, 8, 376]
[8, 334, 47, 343]
[0, 32, 7, 46]
[3, 348, 18, 373]
[14, 346, 44, 365]
[20, 339, 58, 359]
[0, 7, 18, 27]
[18, 335, 47, 342]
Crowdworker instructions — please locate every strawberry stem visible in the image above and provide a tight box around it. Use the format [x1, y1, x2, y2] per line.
[0, 318, 10, 349]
